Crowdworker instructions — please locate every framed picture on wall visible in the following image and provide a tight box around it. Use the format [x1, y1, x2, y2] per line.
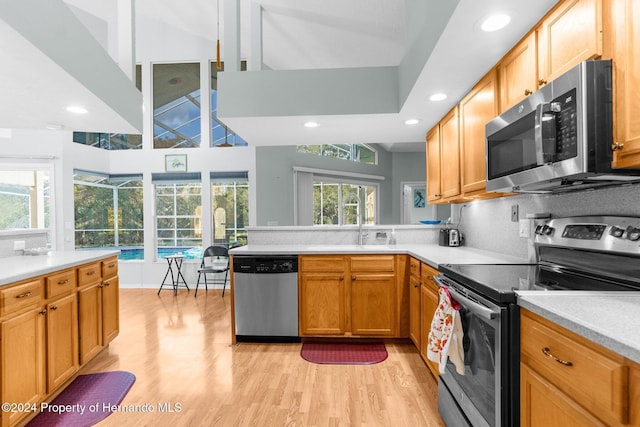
[413, 188, 426, 208]
[165, 154, 187, 172]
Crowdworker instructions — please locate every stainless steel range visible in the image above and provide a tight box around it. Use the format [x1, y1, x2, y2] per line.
[435, 216, 640, 427]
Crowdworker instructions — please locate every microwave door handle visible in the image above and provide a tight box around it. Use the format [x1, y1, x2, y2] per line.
[534, 102, 558, 165]
[433, 276, 498, 320]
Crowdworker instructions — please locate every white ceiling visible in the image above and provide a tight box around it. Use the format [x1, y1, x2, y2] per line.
[0, 0, 559, 151]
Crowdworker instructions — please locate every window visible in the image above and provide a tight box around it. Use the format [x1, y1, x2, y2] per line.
[297, 144, 378, 165]
[74, 172, 144, 257]
[211, 172, 249, 245]
[153, 173, 202, 259]
[153, 63, 201, 149]
[73, 65, 142, 150]
[313, 180, 377, 225]
[211, 61, 248, 147]
[0, 166, 52, 234]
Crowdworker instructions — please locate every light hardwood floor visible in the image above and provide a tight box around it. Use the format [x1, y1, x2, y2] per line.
[81, 288, 444, 426]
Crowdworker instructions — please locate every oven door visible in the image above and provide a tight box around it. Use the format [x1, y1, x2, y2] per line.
[434, 276, 513, 427]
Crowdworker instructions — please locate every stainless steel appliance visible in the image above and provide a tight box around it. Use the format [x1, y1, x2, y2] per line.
[448, 229, 461, 246]
[436, 216, 640, 427]
[233, 255, 299, 342]
[485, 60, 640, 194]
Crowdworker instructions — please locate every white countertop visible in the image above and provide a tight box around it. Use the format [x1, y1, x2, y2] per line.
[517, 291, 640, 365]
[229, 243, 528, 268]
[0, 250, 120, 286]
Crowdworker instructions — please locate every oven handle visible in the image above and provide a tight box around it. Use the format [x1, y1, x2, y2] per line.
[433, 276, 498, 320]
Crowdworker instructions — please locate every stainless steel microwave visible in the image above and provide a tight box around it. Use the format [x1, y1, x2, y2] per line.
[485, 60, 640, 193]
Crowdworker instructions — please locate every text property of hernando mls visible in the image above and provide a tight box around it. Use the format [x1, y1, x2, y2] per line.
[1, 401, 183, 415]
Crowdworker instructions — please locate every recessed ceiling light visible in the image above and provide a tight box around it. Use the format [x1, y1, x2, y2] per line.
[66, 105, 88, 114]
[45, 123, 64, 130]
[303, 121, 319, 128]
[404, 119, 420, 125]
[481, 13, 511, 32]
[429, 93, 447, 102]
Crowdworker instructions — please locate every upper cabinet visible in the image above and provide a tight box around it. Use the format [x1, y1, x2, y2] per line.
[499, 0, 602, 110]
[609, 0, 640, 168]
[426, 107, 462, 204]
[460, 68, 500, 197]
[537, 0, 603, 85]
[498, 33, 537, 110]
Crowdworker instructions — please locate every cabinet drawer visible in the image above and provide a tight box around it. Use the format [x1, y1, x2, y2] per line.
[78, 263, 101, 287]
[409, 257, 421, 278]
[300, 255, 345, 273]
[0, 279, 43, 316]
[102, 257, 118, 279]
[350, 255, 395, 272]
[521, 310, 628, 424]
[421, 263, 438, 288]
[46, 269, 76, 299]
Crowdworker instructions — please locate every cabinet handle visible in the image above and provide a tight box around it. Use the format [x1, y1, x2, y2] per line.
[87, 271, 95, 276]
[524, 89, 533, 96]
[339, 276, 344, 281]
[98, 285, 104, 289]
[39, 309, 47, 316]
[104, 282, 110, 287]
[57, 279, 69, 285]
[351, 276, 356, 281]
[612, 141, 625, 151]
[15, 291, 32, 299]
[538, 79, 547, 86]
[108, 263, 116, 268]
[541, 347, 573, 366]
[413, 282, 419, 288]
[50, 305, 58, 311]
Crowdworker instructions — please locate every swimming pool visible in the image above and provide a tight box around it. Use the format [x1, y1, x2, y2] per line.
[81, 247, 204, 261]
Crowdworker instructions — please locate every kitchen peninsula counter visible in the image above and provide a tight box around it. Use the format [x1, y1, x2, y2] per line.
[229, 243, 528, 268]
[0, 250, 120, 286]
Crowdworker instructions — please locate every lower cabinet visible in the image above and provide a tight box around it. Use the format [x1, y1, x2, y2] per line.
[420, 263, 440, 379]
[520, 309, 638, 426]
[299, 254, 398, 337]
[78, 274, 119, 364]
[408, 258, 422, 347]
[46, 293, 79, 393]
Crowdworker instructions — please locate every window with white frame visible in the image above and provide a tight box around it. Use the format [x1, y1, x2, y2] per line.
[297, 144, 378, 165]
[0, 165, 52, 237]
[153, 173, 202, 259]
[313, 180, 377, 225]
[210, 171, 248, 245]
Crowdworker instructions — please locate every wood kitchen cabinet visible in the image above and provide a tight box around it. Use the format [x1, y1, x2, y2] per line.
[420, 263, 440, 378]
[0, 255, 118, 427]
[520, 309, 635, 426]
[499, 0, 602, 110]
[459, 68, 503, 199]
[408, 257, 421, 347]
[609, 0, 640, 169]
[79, 257, 120, 364]
[426, 107, 462, 204]
[299, 254, 398, 338]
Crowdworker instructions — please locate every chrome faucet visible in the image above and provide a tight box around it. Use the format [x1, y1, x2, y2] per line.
[343, 190, 367, 245]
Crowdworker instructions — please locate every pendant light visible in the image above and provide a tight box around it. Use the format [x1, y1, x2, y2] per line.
[216, 0, 222, 69]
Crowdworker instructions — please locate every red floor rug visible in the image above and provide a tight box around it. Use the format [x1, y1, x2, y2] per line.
[301, 342, 388, 365]
[27, 371, 135, 427]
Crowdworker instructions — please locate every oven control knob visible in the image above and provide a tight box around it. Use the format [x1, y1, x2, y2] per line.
[610, 226, 625, 238]
[542, 225, 554, 236]
[535, 225, 544, 235]
[628, 228, 640, 241]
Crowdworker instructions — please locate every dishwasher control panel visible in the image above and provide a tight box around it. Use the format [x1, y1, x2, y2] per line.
[233, 256, 298, 274]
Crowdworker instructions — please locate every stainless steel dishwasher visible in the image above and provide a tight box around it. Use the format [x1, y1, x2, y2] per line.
[232, 255, 299, 342]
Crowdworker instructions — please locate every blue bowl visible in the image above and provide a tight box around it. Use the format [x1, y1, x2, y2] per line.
[420, 220, 442, 225]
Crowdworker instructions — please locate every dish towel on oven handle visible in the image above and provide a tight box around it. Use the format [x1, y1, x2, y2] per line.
[427, 286, 465, 375]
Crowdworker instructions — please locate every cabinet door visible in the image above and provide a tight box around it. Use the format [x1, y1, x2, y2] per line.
[426, 125, 442, 203]
[409, 273, 421, 347]
[439, 107, 461, 200]
[420, 269, 440, 378]
[460, 69, 499, 196]
[350, 274, 396, 336]
[1, 309, 45, 427]
[299, 274, 346, 336]
[537, 0, 602, 86]
[499, 32, 537, 110]
[102, 276, 120, 344]
[78, 283, 103, 365]
[521, 363, 605, 427]
[47, 293, 78, 393]
[611, 0, 640, 168]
